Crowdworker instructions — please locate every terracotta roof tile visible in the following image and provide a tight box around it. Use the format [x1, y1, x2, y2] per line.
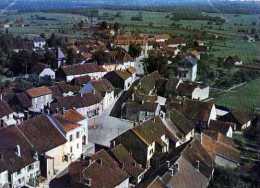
[26, 86, 52, 98]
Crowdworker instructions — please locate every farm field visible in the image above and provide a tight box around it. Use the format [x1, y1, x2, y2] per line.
[215, 78, 260, 110]
[0, 12, 87, 37]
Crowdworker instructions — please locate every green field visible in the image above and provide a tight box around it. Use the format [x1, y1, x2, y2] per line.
[0, 12, 88, 37]
[215, 78, 260, 110]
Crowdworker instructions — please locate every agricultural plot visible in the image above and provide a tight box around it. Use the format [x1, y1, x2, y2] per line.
[215, 78, 260, 110]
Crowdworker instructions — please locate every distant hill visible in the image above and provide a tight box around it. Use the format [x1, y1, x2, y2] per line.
[2, 0, 260, 14]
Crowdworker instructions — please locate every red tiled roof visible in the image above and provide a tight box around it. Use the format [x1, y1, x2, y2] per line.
[62, 63, 106, 76]
[26, 86, 52, 98]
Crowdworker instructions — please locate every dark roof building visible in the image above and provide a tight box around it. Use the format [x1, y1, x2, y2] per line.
[69, 149, 129, 188]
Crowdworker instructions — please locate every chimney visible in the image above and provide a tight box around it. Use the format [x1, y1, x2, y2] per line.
[16, 145, 21, 157]
[132, 93, 135, 101]
[196, 160, 200, 172]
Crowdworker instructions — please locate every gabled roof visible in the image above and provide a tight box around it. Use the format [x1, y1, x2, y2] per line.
[0, 126, 36, 173]
[220, 110, 251, 126]
[138, 71, 161, 95]
[69, 149, 128, 188]
[49, 82, 80, 98]
[26, 86, 52, 98]
[168, 109, 194, 137]
[0, 99, 14, 118]
[167, 98, 214, 123]
[71, 75, 91, 86]
[15, 92, 32, 109]
[54, 115, 81, 133]
[18, 115, 66, 153]
[91, 79, 114, 94]
[50, 92, 103, 112]
[176, 82, 206, 97]
[61, 109, 85, 123]
[202, 131, 240, 163]
[208, 120, 234, 135]
[61, 63, 106, 76]
[161, 156, 209, 188]
[111, 144, 144, 178]
[181, 139, 214, 178]
[131, 117, 168, 145]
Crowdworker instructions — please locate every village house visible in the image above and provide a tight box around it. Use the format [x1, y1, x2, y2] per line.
[156, 77, 183, 97]
[17, 115, 67, 180]
[49, 82, 80, 99]
[167, 37, 186, 48]
[50, 92, 103, 120]
[201, 130, 240, 168]
[176, 55, 198, 82]
[219, 109, 252, 131]
[164, 109, 195, 147]
[137, 71, 162, 96]
[33, 36, 46, 49]
[0, 99, 16, 126]
[167, 98, 217, 129]
[104, 69, 135, 91]
[148, 140, 214, 188]
[58, 63, 107, 82]
[25, 86, 53, 112]
[54, 110, 87, 162]
[123, 101, 161, 122]
[111, 144, 146, 185]
[114, 34, 152, 57]
[114, 117, 170, 168]
[0, 126, 40, 188]
[30, 63, 55, 80]
[68, 149, 129, 188]
[80, 79, 115, 109]
[176, 81, 210, 101]
[95, 48, 136, 72]
[208, 120, 234, 138]
[224, 56, 243, 66]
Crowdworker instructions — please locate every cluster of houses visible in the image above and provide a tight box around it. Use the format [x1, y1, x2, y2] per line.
[0, 25, 254, 188]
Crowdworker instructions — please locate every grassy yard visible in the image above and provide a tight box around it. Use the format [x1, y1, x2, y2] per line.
[215, 78, 260, 110]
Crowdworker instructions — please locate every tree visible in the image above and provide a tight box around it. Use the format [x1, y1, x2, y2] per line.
[128, 44, 142, 58]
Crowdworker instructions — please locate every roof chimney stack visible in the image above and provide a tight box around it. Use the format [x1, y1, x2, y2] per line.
[196, 160, 200, 172]
[16, 145, 21, 157]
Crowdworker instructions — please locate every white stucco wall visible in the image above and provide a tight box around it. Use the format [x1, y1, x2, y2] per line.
[0, 170, 8, 187]
[30, 94, 52, 112]
[39, 68, 55, 80]
[192, 86, 209, 101]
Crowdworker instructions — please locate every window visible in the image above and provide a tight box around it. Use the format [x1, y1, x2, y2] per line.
[17, 170, 21, 175]
[27, 164, 34, 172]
[69, 134, 73, 141]
[77, 143, 79, 149]
[76, 132, 80, 139]
[70, 146, 73, 153]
